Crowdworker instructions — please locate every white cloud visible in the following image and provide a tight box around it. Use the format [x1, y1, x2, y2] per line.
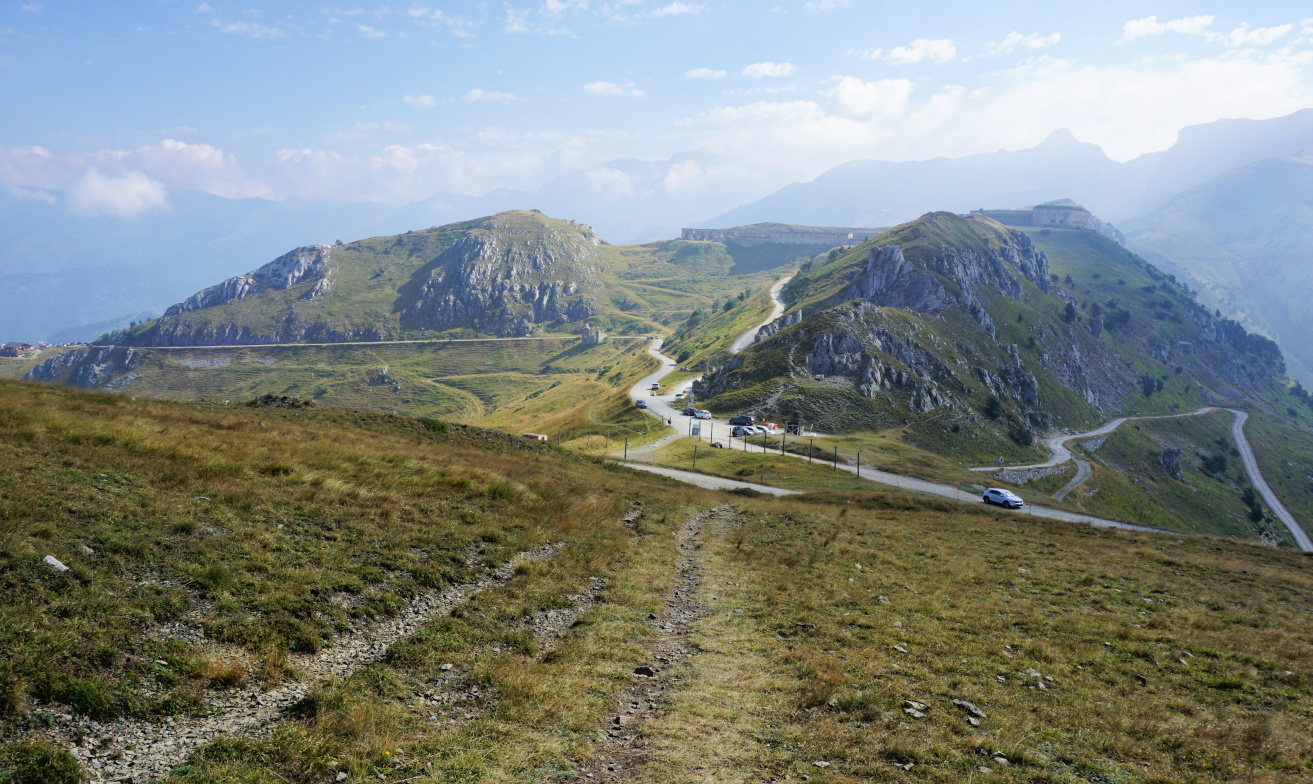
[650, 2, 705, 17]
[68, 169, 168, 218]
[403, 94, 437, 108]
[210, 18, 287, 40]
[805, 0, 849, 9]
[464, 88, 517, 102]
[685, 67, 727, 79]
[1214, 23, 1293, 47]
[195, 3, 212, 12]
[887, 38, 956, 64]
[1121, 15, 1214, 41]
[827, 76, 912, 119]
[542, 0, 589, 18]
[21, 2, 40, 12]
[584, 166, 636, 199]
[357, 24, 387, 38]
[6, 185, 56, 204]
[742, 61, 795, 78]
[505, 9, 531, 33]
[982, 31, 1060, 56]
[583, 80, 644, 96]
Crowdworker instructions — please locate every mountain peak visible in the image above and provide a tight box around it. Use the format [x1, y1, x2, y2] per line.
[1042, 128, 1080, 146]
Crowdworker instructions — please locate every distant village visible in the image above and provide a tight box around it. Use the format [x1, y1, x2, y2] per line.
[0, 341, 91, 359]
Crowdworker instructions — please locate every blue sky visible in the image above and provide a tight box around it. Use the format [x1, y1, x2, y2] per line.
[2, 1, 1311, 216]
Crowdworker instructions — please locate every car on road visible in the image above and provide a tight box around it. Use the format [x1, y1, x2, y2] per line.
[733, 425, 764, 437]
[695, 410, 712, 420]
[682, 406, 698, 416]
[635, 400, 648, 409]
[982, 488, 1024, 509]
[728, 415, 755, 426]
[674, 391, 685, 400]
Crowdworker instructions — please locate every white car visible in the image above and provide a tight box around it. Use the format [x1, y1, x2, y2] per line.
[695, 409, 712, 420]
[982, 488, 1024, 509]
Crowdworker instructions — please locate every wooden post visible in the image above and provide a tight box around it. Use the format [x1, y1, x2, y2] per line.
[857, 451, 861, 482]
[760, 462, 764, 484]
[693, 446, 698, 469]
[809, 438, 814, 463]
[834, 446, 838, 470]
[624, 439, 628, 460]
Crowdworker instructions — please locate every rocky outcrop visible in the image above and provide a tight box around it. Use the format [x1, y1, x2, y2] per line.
[25, 346, 137, 389]
[1159, 446, 1184, 481]
[165, 246, 334, 316]
[401, 221, 604, 337]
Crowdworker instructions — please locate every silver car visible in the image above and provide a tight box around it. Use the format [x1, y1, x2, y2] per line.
[982, 488, 1024, 509]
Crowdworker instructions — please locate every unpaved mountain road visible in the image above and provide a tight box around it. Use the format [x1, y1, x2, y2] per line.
[1229, 409, 1313, 551]
[975, 406, 1312, 552]
[971, 407, 1218, 473]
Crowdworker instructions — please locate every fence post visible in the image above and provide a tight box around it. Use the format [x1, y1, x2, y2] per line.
[624, 439, 628, 460]
[810, 438, 814, 463]
[857, 451, 861, 483]
[834, 446, 838, 470]
[693, 446, 698, 469]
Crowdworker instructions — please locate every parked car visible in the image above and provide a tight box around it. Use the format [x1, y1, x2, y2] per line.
[682, 406, 698, 416]
[728, 415, 755, 426]
[674, 391, 685, 399]
[635, 400, 648, 409]
[695, 410, 712, 420]
[731, 426, 750, 437]
[982, 488, 1024, 509]
[746, 425, 767, 436]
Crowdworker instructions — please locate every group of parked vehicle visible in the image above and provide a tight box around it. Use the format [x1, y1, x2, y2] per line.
[681, 406, 712, 420]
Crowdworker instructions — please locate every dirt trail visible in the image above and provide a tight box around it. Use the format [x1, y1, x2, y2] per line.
[27, 544, 562, 783]
[578, 505, 728, 781]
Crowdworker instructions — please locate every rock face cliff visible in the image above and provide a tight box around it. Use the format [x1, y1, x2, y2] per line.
[92, 210, 607, 348]
[164, 246, 335, 317]
[399, 216, 604, 337]
[694, 211, 1285, 435]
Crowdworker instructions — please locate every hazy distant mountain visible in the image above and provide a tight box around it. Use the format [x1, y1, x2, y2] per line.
[1124, 154, 1313, 383]
[0, 151, 770, 343]
[703, 110, 1313, 228]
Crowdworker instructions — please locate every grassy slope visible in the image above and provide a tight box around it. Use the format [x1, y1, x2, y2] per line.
[1065, 410, 1286, 541]
[0, 349, 68, 382]
[2, 382, 1312, 783]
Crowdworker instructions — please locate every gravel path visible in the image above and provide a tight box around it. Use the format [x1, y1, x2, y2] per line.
[1229, 409, 1313, 551]
[729, 276, 792, 355]
[1051, 459, 1093, 502]
[25, 544, 563, 783]
[971, 407, 1218, 473]
[578, 505, 726, 781]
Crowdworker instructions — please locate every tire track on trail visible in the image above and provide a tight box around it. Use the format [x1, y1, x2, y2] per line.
[577, 505, 728, 782]
[25, 544, 564, 783]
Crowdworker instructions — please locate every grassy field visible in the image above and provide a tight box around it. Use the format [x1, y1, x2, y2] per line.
[1, 381, 1312, 782]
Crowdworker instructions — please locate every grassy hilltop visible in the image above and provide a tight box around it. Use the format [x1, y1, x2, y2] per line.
[0, 380, 1311, 783]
